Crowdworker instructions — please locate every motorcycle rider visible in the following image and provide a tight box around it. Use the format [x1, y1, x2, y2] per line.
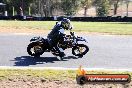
[47, 18, 72, 58]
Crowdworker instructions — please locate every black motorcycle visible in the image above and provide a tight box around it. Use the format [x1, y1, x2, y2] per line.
[27, 32, 89, 59]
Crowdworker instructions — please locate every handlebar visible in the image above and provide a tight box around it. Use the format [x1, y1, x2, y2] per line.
[70, 32, 74, 36]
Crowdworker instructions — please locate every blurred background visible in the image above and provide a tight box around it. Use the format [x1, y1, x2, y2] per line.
[0, 0, 132, 17]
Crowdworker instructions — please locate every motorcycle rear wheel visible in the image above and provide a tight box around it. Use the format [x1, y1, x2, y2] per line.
[72, 44, 89, 57]
[27, 42, 44, 57]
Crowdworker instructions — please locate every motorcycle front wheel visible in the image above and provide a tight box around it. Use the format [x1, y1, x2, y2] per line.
[27, 42, 44, 57]
[72, 44, 89, 57]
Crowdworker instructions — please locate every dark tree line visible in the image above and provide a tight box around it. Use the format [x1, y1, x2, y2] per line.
[1, 0, 33, 16]
[0, 0, 131, 17]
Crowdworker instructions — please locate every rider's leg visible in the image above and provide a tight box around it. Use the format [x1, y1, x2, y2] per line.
[54, 45, 65, 57]
[48, 37, 65, 57]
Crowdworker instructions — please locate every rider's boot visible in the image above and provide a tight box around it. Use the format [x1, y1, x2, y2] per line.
[57, 52, 65, 60]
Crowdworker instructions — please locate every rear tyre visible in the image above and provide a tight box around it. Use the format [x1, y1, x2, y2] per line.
[72, 44, 89, 57]
[27, 42, 44, 57]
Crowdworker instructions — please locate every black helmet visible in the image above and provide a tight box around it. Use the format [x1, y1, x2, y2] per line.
[61, 18, 72, 30]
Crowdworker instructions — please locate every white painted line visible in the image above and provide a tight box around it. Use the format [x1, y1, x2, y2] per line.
[0, 66, 132, 72]
[13, 33, 32, 35]
[0, 33, 47, 36]
[0, 33, 32, 36]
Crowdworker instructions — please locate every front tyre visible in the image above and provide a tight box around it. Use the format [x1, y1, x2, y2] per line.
[72, 44, 89, 57]
[27, 42, 44, 57]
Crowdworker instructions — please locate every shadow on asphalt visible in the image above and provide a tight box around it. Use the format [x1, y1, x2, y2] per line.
[12, 56, 78, 66]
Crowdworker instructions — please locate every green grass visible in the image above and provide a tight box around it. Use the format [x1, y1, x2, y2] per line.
[0, 21, 132, 35]
[0, 21, 56, 30]
[0, 69, 132, 80]
[0, 69, 76, 80]
[73, 22, 132, 35]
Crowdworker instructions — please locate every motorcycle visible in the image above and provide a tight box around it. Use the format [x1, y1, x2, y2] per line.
[27, 32, 89, 60]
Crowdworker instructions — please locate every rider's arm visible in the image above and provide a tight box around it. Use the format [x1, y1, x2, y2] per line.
[59, 27, 66, 37]
[59, 28, 64, 34]
[58, 28, 66, 40]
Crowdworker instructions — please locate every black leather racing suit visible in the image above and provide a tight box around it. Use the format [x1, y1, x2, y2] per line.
[47, 22, 65, 57]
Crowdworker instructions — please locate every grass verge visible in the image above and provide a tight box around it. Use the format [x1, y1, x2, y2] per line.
[0, 69, 132, 81]
[0, 21, 132, 35]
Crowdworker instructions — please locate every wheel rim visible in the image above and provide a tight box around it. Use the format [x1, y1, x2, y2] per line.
[74, 46, 86, 55]
[30, 45, 43, 55]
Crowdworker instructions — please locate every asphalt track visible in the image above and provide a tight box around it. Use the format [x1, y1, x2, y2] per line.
[0, 33, 132, 70]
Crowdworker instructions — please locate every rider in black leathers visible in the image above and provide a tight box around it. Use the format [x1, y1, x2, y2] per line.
[47, 18, 72, 58]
